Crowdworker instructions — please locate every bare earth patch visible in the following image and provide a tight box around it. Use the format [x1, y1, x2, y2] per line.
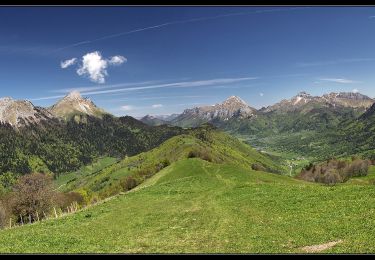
[301, 240, 343, 253]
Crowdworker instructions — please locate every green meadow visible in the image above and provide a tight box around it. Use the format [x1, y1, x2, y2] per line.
[1, 158, 375, 253]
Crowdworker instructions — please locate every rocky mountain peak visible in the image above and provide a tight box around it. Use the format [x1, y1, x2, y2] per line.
[224, 95, 247, 105]
[291, 92, 313, 106]
[0, 97, 54, 128]
[324, 92, 372, 101]
[296, 91, 312, 98]
[0, 97, 14, 103]
[49, 91, 107, 120]
[172, 96, 256, 127]
[64, 90, 83, 100]
[322, 92, 374, 109]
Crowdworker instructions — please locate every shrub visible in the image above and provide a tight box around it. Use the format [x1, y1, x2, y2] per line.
[304, 163, 314, 171]
[160, 159, 171, 168]
[187, 148, 213, 162]
[251, 163, 267, 172]
[188, 150, 199, 159]
[137, 168, 154, 179]
[75, 188, 91, 206]
[322, 169, 342, 186]
[297, 158, 369, 184]
[10, 173, 56, 223]
[55, 192, 85, 210]
[120, 176, 138, 192]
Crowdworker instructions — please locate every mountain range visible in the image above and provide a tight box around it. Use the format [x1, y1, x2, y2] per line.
[0, 91, 107, 128]
[2, 90, 373, 130]
[0, 92, 184, 175]
[141, 91, 375, 132]
[139, 91, 375, 161]
[1, 89, 375, 175]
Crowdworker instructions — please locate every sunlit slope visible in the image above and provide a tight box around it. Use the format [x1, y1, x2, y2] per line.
[1, 160, 375, 253]
[57, 126, 285, 198]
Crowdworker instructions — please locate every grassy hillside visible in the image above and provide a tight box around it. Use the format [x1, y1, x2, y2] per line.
[1, 160, 375, 253]
[55, 126, 285, 200]
[54, 157, 119, 190]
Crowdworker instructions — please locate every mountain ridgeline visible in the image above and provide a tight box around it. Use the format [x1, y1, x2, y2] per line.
[163, 92, 374, 133]
[0, 92, 184, 175]
[2, 89, 375, 178]
[141, 91, 375, 160]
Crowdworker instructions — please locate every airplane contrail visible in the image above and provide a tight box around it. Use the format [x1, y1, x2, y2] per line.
[51, 7, 310, 53]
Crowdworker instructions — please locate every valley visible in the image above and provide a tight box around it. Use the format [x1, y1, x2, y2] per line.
[2, 6, 375, 255]
[1, 90, 375, 253]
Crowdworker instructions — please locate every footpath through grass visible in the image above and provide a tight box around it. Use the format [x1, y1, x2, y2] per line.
[1, 160, 375, 253]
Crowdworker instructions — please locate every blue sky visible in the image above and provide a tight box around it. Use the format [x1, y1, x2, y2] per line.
[1, 6, 375, 117]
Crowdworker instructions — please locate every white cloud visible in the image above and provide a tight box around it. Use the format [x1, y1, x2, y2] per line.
[152, 104, 163, 108]
[318, 78, 361, 84]
[259, 92, 264, 97]
[120, 105, 134, 111]
[60, 58, 77, 69]
[61, 51, 127, 84]
[352, 88, 359, 93]
[108, 55, 127, 66]
[77, 51, 108, 84]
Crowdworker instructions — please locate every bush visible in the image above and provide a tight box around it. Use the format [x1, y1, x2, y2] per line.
[251, 163, 267, 172]
[55, 192, 85, 210]
[187, 148, 213, 162]
[347, 159, 369, 177]
[75, 188, 91, 206]
[137, 168, 154, 179]
[10, 173, 56, 223]
[297, 158, 370, 184]
[120, 176, 138, 192]
[304, 163, 314, 171]
[322, 169, 342, 186]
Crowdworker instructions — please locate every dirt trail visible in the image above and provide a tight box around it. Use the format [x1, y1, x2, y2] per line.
[301, 240, 343, 253]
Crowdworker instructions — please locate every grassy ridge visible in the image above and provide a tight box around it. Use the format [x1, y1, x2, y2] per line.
[56, 126, 285, 199]
[1, 160, 375, 253]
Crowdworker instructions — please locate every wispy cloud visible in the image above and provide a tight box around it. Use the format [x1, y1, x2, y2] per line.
[50, 7, 309, 53]
[31, 77, 257, 101]
[120, 105, 134, 111]
[369, 16, 375, 19]
[80, 77, 257, 95]
[60, 58, 77, 69]
[108, 56, 127, 66]
[318, 78, 361, 84]
[50, 80, 162, 94]
[151, 104, 163, 108]
[100, 95, 209, 103]
[296, 58, 375, 67]
[30, 94, 66, 101]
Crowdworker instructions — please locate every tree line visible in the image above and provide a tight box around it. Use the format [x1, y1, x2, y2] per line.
[0, 115, 184, 177]
[297, 157, 371, 185]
